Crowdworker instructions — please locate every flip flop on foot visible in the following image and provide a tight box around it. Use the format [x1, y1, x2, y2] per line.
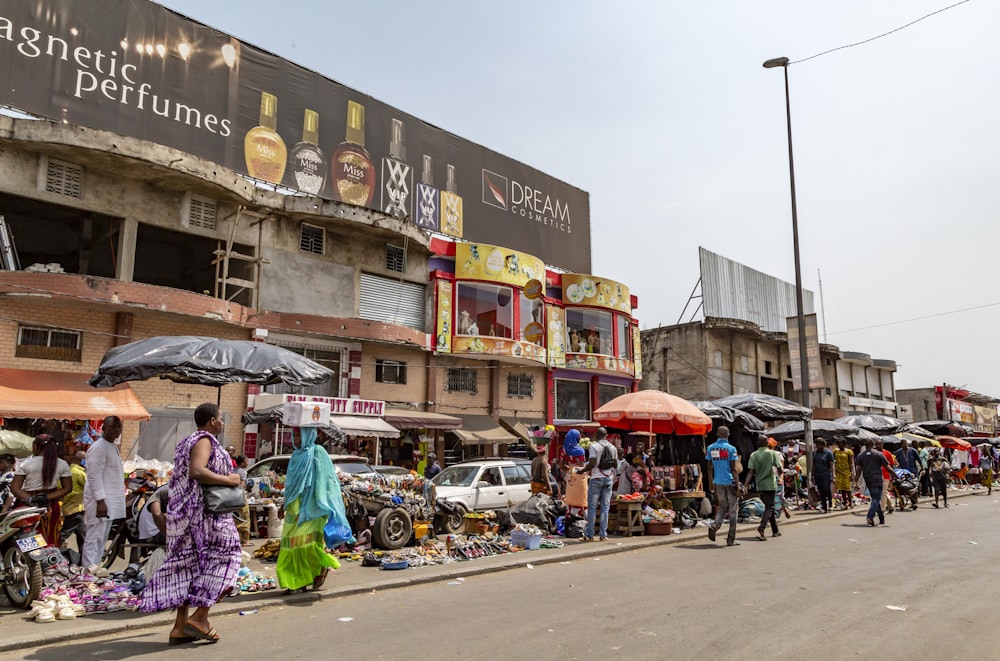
[312, 567, 330, 590]
[182, 623, 220, 644]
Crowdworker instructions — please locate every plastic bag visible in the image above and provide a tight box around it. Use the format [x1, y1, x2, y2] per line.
[565, 517, 588, 538]
[324, 518, 354, 548]
[510, 493, 556, 532]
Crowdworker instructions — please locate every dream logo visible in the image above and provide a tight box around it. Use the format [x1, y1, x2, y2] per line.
[481, 168, 572, 234]
[482, 169, 507, 210]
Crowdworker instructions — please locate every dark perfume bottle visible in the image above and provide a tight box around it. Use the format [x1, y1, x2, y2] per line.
[331, 100, 375, 206]
[289, 109, 326, 195]
[381, 118, 413, 219]
[414, 154, 440, 231]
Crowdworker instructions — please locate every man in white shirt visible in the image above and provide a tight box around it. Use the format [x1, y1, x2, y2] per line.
[82, 416, 126, 569]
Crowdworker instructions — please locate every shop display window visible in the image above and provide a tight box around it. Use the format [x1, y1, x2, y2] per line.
[564, 308, 612, 355]
[555, 379, 591, 422]
[456, 283, 513, 339]
[598, 383, 628, 407]
[617, 316, 632, 361]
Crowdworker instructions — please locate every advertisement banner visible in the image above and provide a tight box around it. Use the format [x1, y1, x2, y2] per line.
[0, 0, 591, 273]
[786, 313, 825, 391]
[451, 336, 545, 363]
[973, 405, 996, 434]
[546, 306, 566, 368]
[434, 280, 453, 353]
[561, 274, 631, 314]
[632, 325, 642, 380]
[454, 243, 544, 288]
[564, 353, 634, 376]
[946, 399, 974, 424]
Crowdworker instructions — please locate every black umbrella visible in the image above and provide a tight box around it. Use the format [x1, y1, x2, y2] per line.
[901, 424, 934, 439]
[912, 420, 973, 437]
[711, 393, 812, 422]
[835, 414, 907, 435]
[89, 336, 334, 388]
[769, 419, 857, 443]
[689, 401, 765, 431]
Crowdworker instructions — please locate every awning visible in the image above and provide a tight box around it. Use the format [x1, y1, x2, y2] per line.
[450, 415, 518, 446]
[0, 368, 150, 420]
[499, 417, 546, 444]
[331, 415, 399, 439]
[384, 408, 462, 430]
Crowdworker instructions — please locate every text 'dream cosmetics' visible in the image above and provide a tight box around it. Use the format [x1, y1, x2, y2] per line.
[331, 100, 375, 206]
[289, 109, 326, 195]
[440, 163, 463, 238]
[381, 118, 413, 219]
[244, 92, 287, 184]
[414, 154, 439, 231]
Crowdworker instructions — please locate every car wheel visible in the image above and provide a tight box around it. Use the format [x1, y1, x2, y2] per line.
[372, 508, 413, 550]
[437, 503, 467, 535]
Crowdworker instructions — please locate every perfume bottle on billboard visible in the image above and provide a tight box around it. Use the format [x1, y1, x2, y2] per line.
[289, 109, 326, 195]
[440, 163, 463, 238]
[414, 154, 439, 231]
[244, 92, 287, 184]
[331, 100, 375, 206]
[380, 118, 412, 219]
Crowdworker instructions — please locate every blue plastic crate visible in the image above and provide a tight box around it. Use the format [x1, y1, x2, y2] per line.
[510, 530, 542, 550]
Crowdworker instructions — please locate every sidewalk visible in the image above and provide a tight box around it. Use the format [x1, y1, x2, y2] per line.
[0, 488, 978, 652]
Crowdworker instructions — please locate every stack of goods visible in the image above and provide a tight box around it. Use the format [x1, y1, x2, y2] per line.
[252, 539, 281, 560]
[234, 566, 277, 593]
[30, 558, 145, 622]
[509, 523, 544, 550]
[340, 473, 436, 522]
[642, 506, 677, 535]
[462, 511, 498, 535]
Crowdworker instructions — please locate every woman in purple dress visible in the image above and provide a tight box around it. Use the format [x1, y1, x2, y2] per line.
[140, 403, 242, 645]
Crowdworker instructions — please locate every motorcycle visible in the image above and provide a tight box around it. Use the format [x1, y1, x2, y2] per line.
[102, 469, 160, 569]
[0, 505, 49, 608]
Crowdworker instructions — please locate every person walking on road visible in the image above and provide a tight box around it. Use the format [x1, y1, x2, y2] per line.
[577, 427, 616, 542]
[744, 435, 782, 541]
[928, 448, 951, 508]
[833, 440, 856, 510]
[875, 440, 897, 515]
[706, 426, 742, 546]
[979, 445, 994, 496]
[857, 439, 892, 527]
[812, 439, 835, 513]
[894, 439, 921, 510]
[82, 416, 125, 569]
[917, 441, 932, 496]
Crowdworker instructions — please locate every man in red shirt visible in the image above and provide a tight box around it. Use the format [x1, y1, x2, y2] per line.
[875, 440, 897, 515]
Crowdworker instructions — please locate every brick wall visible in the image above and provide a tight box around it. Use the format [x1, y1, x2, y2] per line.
[434, 357, 492, 416]
[360, 343, 426, 405]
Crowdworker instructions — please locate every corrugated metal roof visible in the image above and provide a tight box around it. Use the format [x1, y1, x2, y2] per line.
[699, 247, 814, 333]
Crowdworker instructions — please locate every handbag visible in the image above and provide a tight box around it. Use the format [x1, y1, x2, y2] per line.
[202, 483, 246, 515]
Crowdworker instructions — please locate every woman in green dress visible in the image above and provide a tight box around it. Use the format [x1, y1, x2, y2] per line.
[276, 427, 342, 592]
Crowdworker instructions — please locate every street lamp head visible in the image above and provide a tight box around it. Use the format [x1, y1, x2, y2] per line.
[763, 57, 790, 69]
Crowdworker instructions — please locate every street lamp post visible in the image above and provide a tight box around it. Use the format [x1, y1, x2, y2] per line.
[763, 56, 814, 483]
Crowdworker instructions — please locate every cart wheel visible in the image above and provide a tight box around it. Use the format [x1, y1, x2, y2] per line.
[437, 504, 467, 535]
[372, 508, 413, 550]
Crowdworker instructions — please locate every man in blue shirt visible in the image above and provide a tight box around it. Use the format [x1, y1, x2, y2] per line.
[705, 426, 742, 546]
[894, 439, 921, 510]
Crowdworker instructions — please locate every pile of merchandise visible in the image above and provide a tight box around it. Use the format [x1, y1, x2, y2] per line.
[234, 566, 277, 593]
[339, 473, 436, 523]
[642, 507, 676, 524]
[28, 554, 144, 622]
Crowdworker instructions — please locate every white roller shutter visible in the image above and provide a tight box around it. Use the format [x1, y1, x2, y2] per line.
[359, 273, 425, 331]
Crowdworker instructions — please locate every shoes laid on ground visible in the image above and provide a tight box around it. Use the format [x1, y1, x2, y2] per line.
[866, 518, 875, 527]
[755, 531, 767, 541]
[727, 540, 740, 546]
[707, 527, 717, 542]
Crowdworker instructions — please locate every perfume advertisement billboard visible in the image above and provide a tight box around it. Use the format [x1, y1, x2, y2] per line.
[0, 0, 591, 273]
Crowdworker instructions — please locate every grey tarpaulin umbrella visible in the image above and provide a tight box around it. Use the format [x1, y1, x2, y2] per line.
[689, 401, 765, 431]
[711, 393, 812, 422]
[769, 419, 857, 443]
[835, 414, 907, 435]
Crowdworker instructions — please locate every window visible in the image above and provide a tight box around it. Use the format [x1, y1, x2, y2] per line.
[565, 308, 612, 355]
[44, 158, 83, 198]
[825, 388, 832, 396]
[456, 283, 513, 339]
[501, 465, 529, 486]
[786, 365, 793, 379]
[16, 325, 82, 361]
[479, 467, 502, 486]
[446, 367, 477, 394]
[375, 359, 407, 385]
[764, 360, 773, 375]
[555, 379, 591, 422]
[184, 194, 217, 230]
[740, 355, 749, 372]
[299, 223, 324, 255]
[520, 295, 543, 345]
[506, 373, 534, 398]
[263, 344, 341, 397]
[714, 350, 723, 367]
[616, 316, 632, 360]
[825, 358, 833, 365]
[385, 244, 405, 273]
[598, 383, 628, 407]
[359, 273, 426, 331]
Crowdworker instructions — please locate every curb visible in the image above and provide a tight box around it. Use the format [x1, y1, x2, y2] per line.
[0, 488, 979, 652]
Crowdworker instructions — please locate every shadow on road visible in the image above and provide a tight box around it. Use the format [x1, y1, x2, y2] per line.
[24, 633, 176, 660]
[672, 543, 724, 550]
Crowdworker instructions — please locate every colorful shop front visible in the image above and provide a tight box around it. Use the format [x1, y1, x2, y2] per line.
[548, 273, 641, 429]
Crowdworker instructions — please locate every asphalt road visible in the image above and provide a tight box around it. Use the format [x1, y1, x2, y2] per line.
[12, 492, 998, 661]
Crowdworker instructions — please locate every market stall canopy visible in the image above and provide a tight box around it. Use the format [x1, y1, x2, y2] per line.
[901, 424, 935, 439]
[835, 414, 907, 435]
[768, 419, 858, 443]
[849, 428, 882, 443]
[690, 401, 765, 431]
[499, 417, 546, 444]
[912, 420, 973, 437]
[936, 435, 972, 450]
[450, 415, 518, 446]
[594, 390, 711, 436]
[384, 408, 462, 431]
[0, 429, 35, 458]
[888, 431, 935, 447]
[330, 416, 399, 439]
[89, 336, 334, 388]
[710, 393, 812, 422]
[0, 368, 150, 420]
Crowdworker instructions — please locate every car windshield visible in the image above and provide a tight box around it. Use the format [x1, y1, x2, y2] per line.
[432, 465, 480, 487]
[334, 461, 374, 475]
[247, 460, 285, 478]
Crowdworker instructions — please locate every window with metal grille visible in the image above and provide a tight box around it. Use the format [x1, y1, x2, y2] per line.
[375, 359, 407, 385]
[506, 373, 534, 398]
[16, 325, 82, 361]
[385, 244, 405, 273]
[45, 159, 83, 198]
[187, 195, 217, 230]
[446, 367, 477, 394]
[299, 224, 324, 255]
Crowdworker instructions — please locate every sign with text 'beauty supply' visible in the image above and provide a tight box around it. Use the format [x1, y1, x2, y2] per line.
[0, 0, 591, 273]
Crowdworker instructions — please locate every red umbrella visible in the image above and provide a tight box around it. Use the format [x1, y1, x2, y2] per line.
[593, 390, 712, 436]
[937, 435, 972, 450]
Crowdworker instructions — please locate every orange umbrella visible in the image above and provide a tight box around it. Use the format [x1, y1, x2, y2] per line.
[593, 390, 712, 436]
[937, 435, 972, 450]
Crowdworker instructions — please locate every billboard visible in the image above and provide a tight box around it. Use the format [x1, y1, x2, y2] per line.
[0, 0, 591, 273]
[699, 247, 814, 333]
[786, 313, 825, 391]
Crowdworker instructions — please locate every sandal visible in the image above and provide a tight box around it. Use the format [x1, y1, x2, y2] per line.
[182, 623, 221, 644]
[312, 567, 330, 591]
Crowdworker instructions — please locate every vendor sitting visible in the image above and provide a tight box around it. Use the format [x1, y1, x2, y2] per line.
[137, 484, 169, 547]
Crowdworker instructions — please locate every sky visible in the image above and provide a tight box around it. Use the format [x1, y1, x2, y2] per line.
[155, 0, 999, 396]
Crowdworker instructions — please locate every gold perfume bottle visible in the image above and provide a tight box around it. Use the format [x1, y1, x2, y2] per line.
[244, 92, 287, 184]
[440, 163, 463, 238]
[331, 100, 375, 206]
[289, 109, 326, 195]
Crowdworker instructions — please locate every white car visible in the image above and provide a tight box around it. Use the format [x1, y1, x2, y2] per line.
[247, 454, 376, 479]
[431, 459, 534, 533]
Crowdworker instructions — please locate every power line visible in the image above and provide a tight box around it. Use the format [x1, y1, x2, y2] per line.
[792, 0, 973, 64]
[827, 301, 1000, 337]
